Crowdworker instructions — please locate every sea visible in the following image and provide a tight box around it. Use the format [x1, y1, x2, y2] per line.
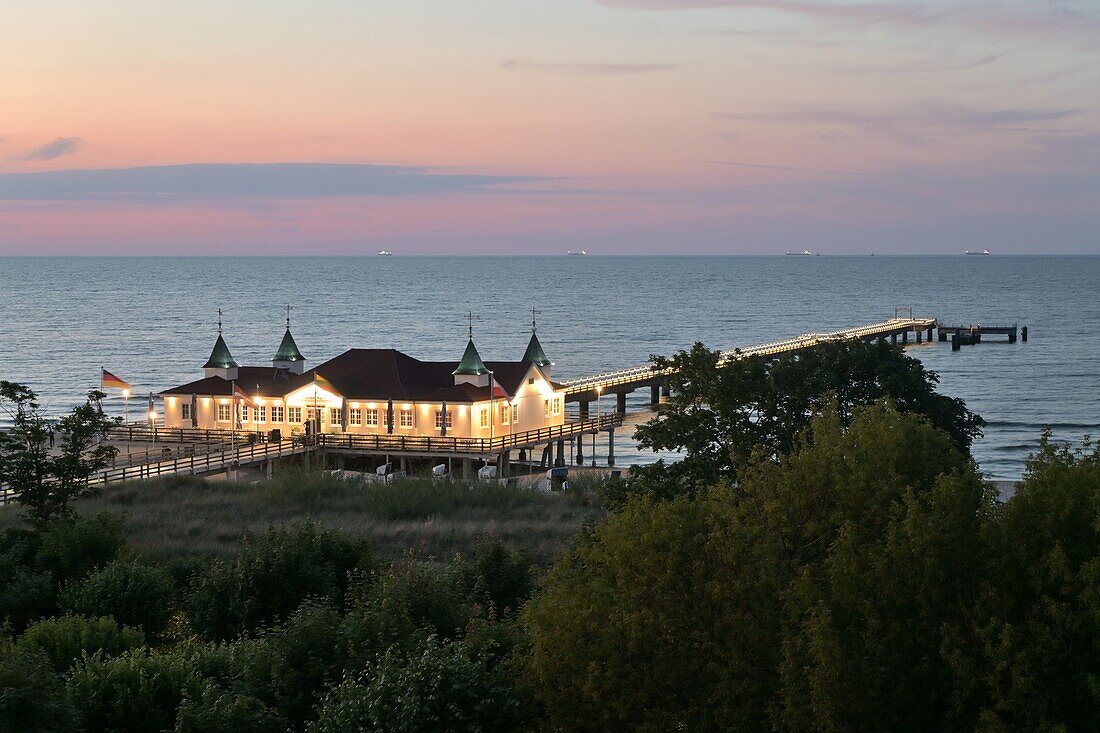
[2, 255, 1097, 480]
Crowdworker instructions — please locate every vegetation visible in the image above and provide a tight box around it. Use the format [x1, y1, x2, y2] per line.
[628, 339, 984, 501]
[0, 382, 118, 524]
[1, 352, 1098, 730]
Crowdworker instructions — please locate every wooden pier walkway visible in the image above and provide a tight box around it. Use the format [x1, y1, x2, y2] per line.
[563, 316, 938, 410]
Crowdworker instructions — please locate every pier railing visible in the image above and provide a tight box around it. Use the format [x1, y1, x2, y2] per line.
[561, 317, 936, 395]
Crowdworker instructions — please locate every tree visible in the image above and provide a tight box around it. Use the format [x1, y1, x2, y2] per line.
[630, 339, 984, 500]
[526, 405, 996, 732]
[0, 382, 118, 524]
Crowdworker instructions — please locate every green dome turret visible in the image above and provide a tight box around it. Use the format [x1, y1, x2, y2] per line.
[273, 329, 304, 363]
[453, 339, 489, 376]
[522, 331, 551, 367]
[203, 333, 238, 370]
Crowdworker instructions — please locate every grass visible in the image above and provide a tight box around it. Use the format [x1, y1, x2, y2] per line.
[0, 467, 606, 565]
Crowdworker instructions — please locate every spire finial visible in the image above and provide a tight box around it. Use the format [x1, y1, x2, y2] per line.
[217, 308, 223, 335]
[466, 310, 482, 340]
[530, 307, 540, 334]
[286, 304, 291, 329]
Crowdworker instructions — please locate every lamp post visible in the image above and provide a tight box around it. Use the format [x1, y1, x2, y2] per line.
[122, 388, 130, 425]
[595, 385, 602, 423]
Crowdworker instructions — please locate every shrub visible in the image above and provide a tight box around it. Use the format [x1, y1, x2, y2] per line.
[452, 536, 534, 616]
[60, 560, 175, 634]
[186, 524, 369, 640]
[17, 615, 144, 671]
[367, 560, 469, 639]
[0, 639, 78, 732]
[34, 512, 126, 583]
[310, 635, 524, 733]
[174, 681, 287, 733]
[0, 558, 55, 630]
[66, 648, 203, 733]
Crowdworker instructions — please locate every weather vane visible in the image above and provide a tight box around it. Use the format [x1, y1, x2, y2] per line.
[530, 307, 541, 334]
[465, 311, 482, 340]
[217, 308, 223, 334]
[286, 304, 292, 329]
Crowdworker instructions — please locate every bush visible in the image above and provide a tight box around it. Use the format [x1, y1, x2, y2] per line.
[0, 639, 78, 732]
[0, 557, 55, 630]
[66, 648, 203, 733]
[310, 635, 524, 733]
[17, 615, 144, 671]
[452, 536, 534, 616]
[174, 681, 287, 733]
[367, 560, 469, 639]
[186, 524, 369, 640]
[34, 512, 126, 583]
[60, 560, 175, 634]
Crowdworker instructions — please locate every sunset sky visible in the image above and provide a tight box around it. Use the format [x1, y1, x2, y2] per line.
[2, 1, 1097, 254]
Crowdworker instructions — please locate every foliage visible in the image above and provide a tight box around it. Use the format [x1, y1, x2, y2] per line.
[66, 648, 204, 733]
[526, 404, 995, 732]
[34, 512, 127, 583]
[947, 433, 1100, 731]
[366, 559, 470, 639]
[0, 638, 78, 732]
[0, 381, 118, 525]
[629, 339, 984, 500]
[451, 535, 534, 617]
[186, 524, 370, 640]
[60, 560, 175, 634]
[174, 681, 287, 733]
[17, 615, 144, 672]
[309, 635, 525, 733]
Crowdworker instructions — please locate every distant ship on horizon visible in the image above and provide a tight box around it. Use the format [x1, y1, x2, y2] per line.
[786, 249, 817, 256]
[377, 250, 393, 256]
[567, 250, 588, 256]
[965, 249, 991, 255]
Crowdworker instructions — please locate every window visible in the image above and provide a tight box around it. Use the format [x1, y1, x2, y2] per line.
[217, 403, 232, 422]
[529, 377, 535, 385]
[512, 403, 519, 424]
[240, 405, 249, 422]
[500, 404, 509, 425]
[552, 397, 562, 416]
[399, 409, 414, 428]
[435, 410, 454, 429]
[365, 409, 378, 427]
[544, 399, 551, 418]
[330, 408, 342, 425]
[287, 407, 302, 423]
[271, 405, 285, 423]
[181, 403, 191, 420]
[349, 408, 362, 426]
[256, 405, 266, 423]
[480, 408, 489, 428]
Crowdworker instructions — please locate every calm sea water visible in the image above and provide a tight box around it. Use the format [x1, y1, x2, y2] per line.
[2, 256, 1097, 479]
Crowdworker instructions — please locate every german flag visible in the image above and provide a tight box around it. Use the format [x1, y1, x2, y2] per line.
[101, 369, 130, 391]
[313, 372, 339, 395]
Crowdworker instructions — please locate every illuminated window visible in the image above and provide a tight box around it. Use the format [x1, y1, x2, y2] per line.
[512, 403, 519, 424]
[500, 404, 510, 425]
[480, 408, 489, 428]
[349, 408, 362, 426]
[365, 409, 378, 427]
[544, 399, 550, 418]
[181, 403, 191, 420]
[552, 398, 562, 416]
[287, 407, 302, 423]
[240, 405, 249, 422]
[399, 409, 414, 428]
[217, 404, 232, 422]
[434, 410, 453, 429]
[330, 408, 342, 425]
[271, 405, 285, 422]
[256, 405, 266, 423]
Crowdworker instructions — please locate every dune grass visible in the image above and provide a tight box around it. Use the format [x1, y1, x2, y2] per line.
[0, 467, 605, 565]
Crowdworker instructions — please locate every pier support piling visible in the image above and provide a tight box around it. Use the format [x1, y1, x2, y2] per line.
[579, 401, 590, 419]
[891, 333, 897, 344]
[575, 437, 584, 465]
[927, 327, 934, 341]
[607, 428, 615, 467]
[902, 330, 908, 344]
[661, 384, 671, 399]
[650, 385, 660, 406]
[616, 392, 627, 414]
[555, 440, 565, 468]
[1022, 326, 1028, 342]
[916, 329, 923, 343]
[952, 332, 961, 351]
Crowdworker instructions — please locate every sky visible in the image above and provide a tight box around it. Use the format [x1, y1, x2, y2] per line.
[1, 0, 1098, 255]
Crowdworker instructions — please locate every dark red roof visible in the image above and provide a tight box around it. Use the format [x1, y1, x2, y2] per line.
[161, 350, 558, 403]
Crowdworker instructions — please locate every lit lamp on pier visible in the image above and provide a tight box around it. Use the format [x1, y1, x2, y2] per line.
[595, 384, 602, 422]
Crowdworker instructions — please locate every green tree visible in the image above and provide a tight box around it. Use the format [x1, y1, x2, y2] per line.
[947, 434, 1100, 731]
[526, 405, 994, 732]
[0, 638, 78, 732]
[0, 382, 118, 525]
[629, 339, 983, 500]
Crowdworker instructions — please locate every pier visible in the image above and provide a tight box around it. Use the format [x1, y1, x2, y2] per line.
[0, 314, 1033, 499]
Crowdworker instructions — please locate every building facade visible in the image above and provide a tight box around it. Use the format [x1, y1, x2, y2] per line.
[159, 322, 567, 440]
